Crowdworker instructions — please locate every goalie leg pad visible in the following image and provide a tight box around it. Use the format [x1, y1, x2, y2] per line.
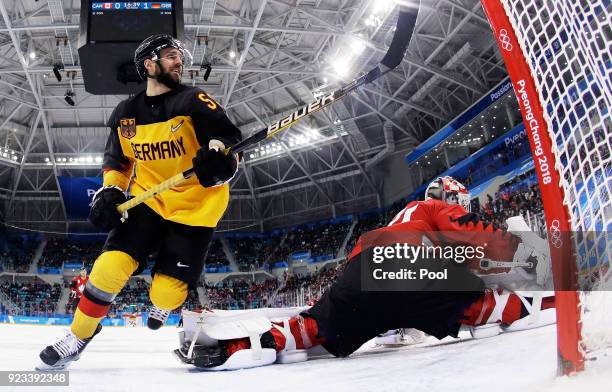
[178, 309, 292, 370]
[271, 319, 308, 364]
[463, 290, 555, 338]
[174, 333, 278, 370]
[202, 347, 277, 371]
[501, 291, 556, 332]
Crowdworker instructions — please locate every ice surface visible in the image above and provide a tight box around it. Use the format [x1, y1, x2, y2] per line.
[0, 323, 609, 392]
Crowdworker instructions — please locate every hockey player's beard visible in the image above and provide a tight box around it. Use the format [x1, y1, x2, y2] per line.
[156, 65, 182, 90]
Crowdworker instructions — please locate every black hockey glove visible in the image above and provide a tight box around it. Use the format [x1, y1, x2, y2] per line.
[192, 140, 238, 188]
[88, 186, 128, 231]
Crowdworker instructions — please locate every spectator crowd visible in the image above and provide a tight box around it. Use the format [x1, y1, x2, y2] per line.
[0, 169, 548, 318]
[0, 236, 39, 273]
[0, 278, 62, 316]
[204, 278, 279, 310]
[39, 238, 101, 270]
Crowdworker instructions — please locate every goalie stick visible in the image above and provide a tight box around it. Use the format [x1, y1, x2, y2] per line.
[479, 259, 534, 271]
[117, 2, 420, 214]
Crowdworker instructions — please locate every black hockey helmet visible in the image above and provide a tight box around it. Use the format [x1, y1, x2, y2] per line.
[134, 34, 192, 80]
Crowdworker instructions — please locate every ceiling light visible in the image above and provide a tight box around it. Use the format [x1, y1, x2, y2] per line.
[229, 50, 236, 59]
[365, 16, 377, 27]
[371, 0, 395, 15]
[332, 58, 350, 77]
[349, 37, 365, 55]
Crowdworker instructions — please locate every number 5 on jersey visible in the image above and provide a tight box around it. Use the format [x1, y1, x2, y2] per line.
[197, 92, 218, 110]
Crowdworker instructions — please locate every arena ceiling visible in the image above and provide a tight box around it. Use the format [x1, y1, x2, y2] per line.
[0, 0, 507, 232]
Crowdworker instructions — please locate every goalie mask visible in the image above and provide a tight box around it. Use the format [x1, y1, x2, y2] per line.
[134, 34, 193, 81]
[425, 176, 471, 211]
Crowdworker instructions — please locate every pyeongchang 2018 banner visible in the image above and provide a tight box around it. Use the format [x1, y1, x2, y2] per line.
[58, 177, 102, 219]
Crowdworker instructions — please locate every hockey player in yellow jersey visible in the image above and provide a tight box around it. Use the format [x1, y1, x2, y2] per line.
[37, 34, 242, 370]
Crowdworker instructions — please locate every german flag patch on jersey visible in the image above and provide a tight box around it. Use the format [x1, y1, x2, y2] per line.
[120, 118, 136, 139]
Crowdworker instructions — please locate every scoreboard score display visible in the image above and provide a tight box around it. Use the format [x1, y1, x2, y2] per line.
[78, 1, 184, 94]
[88, 2, 175, 42]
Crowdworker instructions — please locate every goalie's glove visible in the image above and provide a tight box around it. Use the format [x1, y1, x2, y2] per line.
[88, 186, 128, 231]
[192, 139, 239, 188]
[506, 216, 552, 286]
[512, 242, 536, 265]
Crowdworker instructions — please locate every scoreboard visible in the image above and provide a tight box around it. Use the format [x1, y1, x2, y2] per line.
[78, 1, 184, 94]
[88, 2, 175, 42]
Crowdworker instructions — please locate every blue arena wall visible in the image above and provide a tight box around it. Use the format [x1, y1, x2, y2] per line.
[0, 313, 181, 326]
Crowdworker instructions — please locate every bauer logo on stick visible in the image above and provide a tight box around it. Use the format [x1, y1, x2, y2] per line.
[119, 118, 137, 139]
[267, 92, 335, 136]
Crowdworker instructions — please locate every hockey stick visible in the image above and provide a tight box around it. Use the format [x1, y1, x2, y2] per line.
[479, 258, 534, 271]
[117, 3, 420, 214]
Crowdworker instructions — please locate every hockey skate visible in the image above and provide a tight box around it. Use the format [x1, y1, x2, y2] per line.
[374, 328, 426, 347]
[148, 306, 170, 330]
[37, 324, 102, 371]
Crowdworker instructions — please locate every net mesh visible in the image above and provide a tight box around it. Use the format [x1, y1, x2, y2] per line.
[122, 313, 143, 328]
[499, 0, 611, 359]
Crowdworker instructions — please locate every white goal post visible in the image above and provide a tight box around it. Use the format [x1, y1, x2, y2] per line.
[480, 0, 611, 375]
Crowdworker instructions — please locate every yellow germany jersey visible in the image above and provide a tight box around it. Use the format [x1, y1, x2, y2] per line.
[104, 85, 242, 227]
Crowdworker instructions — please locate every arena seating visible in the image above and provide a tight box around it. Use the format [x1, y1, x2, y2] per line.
[271, 221, 351, 265]
[474, 170, 543, 231]
[0, 164, 547, 317]
[0, 235, 39, 273]
[205, 239, 231, 273]
[203, 278, 278, 310]
[232, 235, 276, 272]
[272, 265, 342, 308]
[106, 278, 151, 316]
[39, 238, 101, 273]
[0, 278, 62, 316]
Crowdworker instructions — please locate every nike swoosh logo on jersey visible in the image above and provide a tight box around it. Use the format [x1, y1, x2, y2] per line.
[171, 119, 184, 133]
[176, 261, 189, 268]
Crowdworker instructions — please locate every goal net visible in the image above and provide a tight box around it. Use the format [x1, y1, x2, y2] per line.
[480, 0, 611, 375]
[122, 312, 144, 328]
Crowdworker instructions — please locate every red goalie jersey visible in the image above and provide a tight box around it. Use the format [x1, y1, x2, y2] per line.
[348, 198, 521, 267]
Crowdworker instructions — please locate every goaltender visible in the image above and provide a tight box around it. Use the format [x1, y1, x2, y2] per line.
[37, 34, 242, 370]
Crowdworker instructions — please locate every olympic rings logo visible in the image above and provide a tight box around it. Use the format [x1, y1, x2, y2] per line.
[548, 219, 562, 248]
[498, 29, 513, 52]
